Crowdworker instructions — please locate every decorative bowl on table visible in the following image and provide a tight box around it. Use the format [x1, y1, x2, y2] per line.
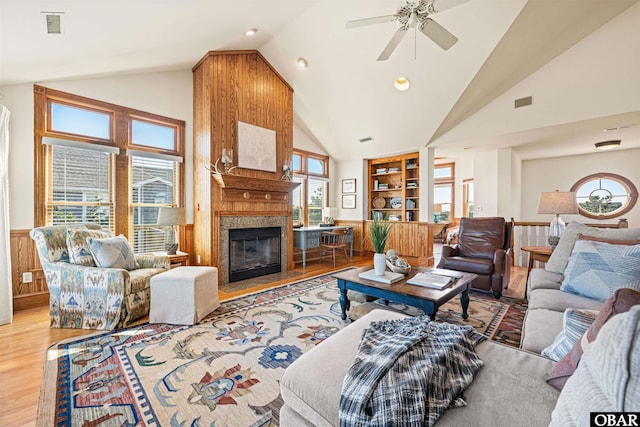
[385, 250, 411, 274]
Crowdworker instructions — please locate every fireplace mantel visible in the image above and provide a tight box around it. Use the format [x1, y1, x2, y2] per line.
[212, 173, 300, 203]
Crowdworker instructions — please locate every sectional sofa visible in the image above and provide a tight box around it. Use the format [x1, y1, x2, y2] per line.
[280, 222, 640, 426]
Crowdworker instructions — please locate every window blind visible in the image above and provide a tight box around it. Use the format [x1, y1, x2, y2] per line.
[46, 144, 114, 231]
[129, 155, 180, 254]
[307, 177, 327, 226]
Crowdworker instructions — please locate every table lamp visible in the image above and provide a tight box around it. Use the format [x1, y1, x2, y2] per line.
[536, 190, 578, 248]
[157, 207, 186, 254]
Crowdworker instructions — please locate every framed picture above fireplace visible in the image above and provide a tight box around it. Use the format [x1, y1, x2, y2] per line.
[237, 121, 277, 172]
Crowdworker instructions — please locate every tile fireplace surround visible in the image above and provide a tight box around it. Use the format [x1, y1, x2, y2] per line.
[219, 216, 289, 286]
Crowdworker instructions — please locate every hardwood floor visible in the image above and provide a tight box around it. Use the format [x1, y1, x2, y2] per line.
[0, 256, 526, 427]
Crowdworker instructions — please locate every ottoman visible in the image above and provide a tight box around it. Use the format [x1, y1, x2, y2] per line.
[150, 266, 220, 325]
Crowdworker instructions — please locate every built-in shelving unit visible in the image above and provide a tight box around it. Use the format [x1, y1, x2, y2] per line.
[368, 152, 419, 222]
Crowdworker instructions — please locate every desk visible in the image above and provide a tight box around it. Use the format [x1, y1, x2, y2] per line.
[521, 246, 553, 296]
[294, 226, 353, 267]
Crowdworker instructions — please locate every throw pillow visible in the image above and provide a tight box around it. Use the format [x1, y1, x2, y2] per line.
[549, 306, 640, 426]
[545, 222, 640, 274]
[87, 235, 138, 270]
[541, 308, 599, 362]
[66, 229, 113, 266]
[559, 239, 640, 302]
[547, 287, 640, 390]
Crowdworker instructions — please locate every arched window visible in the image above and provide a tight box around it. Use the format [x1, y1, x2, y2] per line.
[570, 173, 638, 220]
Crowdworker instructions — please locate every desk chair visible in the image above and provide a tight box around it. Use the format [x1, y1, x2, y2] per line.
[320, 228, 350, 267]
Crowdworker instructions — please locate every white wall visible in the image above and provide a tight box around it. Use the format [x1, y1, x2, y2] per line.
[472, 149, 500, 217]
[521, 148, 640, 226]
[1, 70, 194, 230]
[334, 158, 365, 221]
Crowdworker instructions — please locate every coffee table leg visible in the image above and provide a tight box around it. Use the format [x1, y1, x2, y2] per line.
[460, 287, 470, 320]
[337, 279, 350, 321]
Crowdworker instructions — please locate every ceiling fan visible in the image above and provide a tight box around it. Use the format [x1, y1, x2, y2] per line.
[345, 0, 470, 61]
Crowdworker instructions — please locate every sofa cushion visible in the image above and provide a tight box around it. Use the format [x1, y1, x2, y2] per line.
[541, 308, 598, 361]
[520, 308, 564, 353]
[527, 268, 563, 294]
[527, 288, 603, 313]
[547, 288, 640, 390]
[439, 256, 494, 275]
[67, 229, 113, 266]
[281, 309, 559, 427]
[87, 235, 138, 270]
[560, 239, 640, 302]
[549, 306, 640, 426]
[545, 222, 640, 274]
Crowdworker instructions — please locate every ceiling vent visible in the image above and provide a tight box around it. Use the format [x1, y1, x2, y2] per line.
[514, 96, 533, 109]
[359, 137, 374, 143]
[42, 12, 64, 35]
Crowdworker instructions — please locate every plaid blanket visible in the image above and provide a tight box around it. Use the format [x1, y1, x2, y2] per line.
[339, 316, 486, 427]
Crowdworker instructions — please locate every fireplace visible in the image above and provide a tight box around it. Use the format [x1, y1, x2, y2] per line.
[219, 216, 289, 286]
[228, 226, 282, 282]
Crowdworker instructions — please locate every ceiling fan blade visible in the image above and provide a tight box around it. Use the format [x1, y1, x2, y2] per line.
[419, 18, 458, 50]
[345, 14, 398, 29]
[429, 0, 471, 13]
[377, 26, 409, 61]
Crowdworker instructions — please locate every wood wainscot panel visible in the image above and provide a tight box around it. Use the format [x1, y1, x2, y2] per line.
[10, 229, 49, 311]
[362, 221, 434, 266]
[333, 219, 365, 255]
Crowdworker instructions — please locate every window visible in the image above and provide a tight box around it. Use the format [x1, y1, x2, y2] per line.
[130, 156, 180, 253]
[570, 173, 638, 219]
[292, 149, 329, 226]
[35, 85, 185, 253]
[434, 163, 455, 223]
[462, 179, 474, 218]
[47, 144, 114, 229]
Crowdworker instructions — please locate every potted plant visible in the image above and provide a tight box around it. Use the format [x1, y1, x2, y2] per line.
[369, 216, 393, 275]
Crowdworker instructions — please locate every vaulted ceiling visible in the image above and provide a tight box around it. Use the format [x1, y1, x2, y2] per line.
[1, 0, 639, 161]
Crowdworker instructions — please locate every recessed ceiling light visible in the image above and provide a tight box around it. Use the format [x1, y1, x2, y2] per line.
[244, 28, 258, 36]
[394, 77, 410, 91]
[595, 140, 621, 150]
[297, 57, 308, 68]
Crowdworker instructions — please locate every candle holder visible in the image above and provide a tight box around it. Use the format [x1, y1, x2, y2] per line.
[221, 148, 233, 174]
[281, 160, 292, 181]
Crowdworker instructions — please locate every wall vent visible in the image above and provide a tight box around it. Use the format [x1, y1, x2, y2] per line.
[42, 12, 64, 35]
[514, 96, 533, 108]
[359, 136, 374, 143]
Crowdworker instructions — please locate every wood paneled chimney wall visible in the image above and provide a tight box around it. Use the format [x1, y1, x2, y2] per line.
[192, 50, 295, 272]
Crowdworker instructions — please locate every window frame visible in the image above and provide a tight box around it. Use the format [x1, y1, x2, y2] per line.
[34, 85, 185, 250]
[434, 162, 455, 223]
[570, 172, 638, 220]
[292, 149, 330, 226]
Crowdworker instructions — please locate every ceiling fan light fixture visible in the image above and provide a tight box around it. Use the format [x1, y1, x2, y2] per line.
[394, 77, 410, 91]
[595, 140, 621, 150]
[244, 28, 258, 36]
[297, 57, 308, 69]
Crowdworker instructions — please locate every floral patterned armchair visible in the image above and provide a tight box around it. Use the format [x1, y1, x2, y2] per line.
[30, 224, 170, 330]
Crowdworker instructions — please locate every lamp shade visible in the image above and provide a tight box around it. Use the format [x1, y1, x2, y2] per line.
[157, 207, 185, 226]
[536, 191, 578, 215]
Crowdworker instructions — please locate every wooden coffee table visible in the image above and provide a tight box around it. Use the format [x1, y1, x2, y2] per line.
[333, 266, 477, 321]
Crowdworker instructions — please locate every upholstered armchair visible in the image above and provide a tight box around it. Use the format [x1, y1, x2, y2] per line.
[30, 224, 170, 330]
[437, 217, 513, 298]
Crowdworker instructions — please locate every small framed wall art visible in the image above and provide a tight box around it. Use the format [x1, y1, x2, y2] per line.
[342, 194, 356, 209]
[342, 178, 356, 194]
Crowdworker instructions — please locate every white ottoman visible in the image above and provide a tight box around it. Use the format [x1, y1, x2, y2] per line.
[150, 266, 220, 325]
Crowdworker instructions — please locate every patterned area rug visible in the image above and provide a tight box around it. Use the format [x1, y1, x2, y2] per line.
[38, 271, 526, 426]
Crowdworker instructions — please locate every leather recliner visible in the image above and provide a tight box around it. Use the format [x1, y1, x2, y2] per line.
[437, 217, 513, 298]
